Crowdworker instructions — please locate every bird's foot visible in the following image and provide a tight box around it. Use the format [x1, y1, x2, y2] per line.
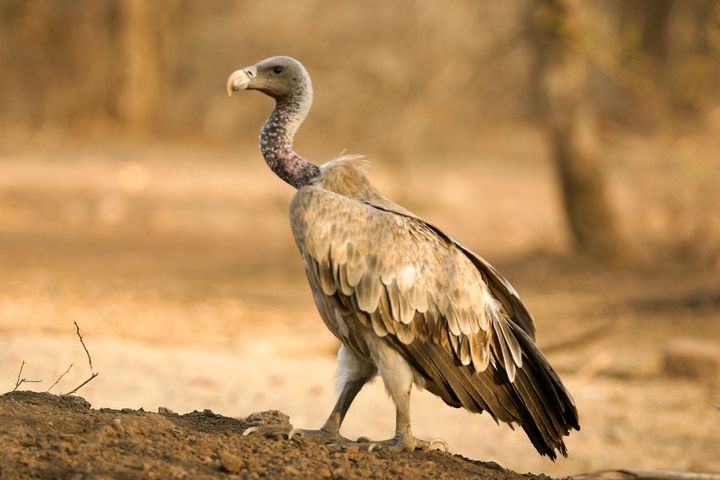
[286, 427, 349, 444]
[357, 434, 449, 453]
[242, 424, 293, 439]
[243, 425, 348, 445]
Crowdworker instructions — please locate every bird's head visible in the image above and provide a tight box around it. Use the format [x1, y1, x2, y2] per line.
[226, 56, 310, 100]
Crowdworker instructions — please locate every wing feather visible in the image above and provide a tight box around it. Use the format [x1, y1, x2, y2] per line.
[355, 273, 382, 312]
[336, 263, 352, 296]
[318, 257, 337, 295]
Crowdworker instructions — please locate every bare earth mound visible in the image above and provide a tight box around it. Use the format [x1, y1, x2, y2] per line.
[0, 391, 552, 480]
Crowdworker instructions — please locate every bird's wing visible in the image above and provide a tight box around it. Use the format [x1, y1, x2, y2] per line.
[292, 186, 511, 374]
[290, 186, 578, 459]
[366, 196, 536, 340]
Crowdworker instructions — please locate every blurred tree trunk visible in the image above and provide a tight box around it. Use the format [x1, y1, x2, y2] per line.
[618, 0, 675, 63]
[118, 0, 166, 131]
[527, 0, 619, 258]
[617, 0, 717, 114]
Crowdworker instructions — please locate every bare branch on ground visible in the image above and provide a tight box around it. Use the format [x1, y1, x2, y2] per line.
[63, 322, 99, 396]
[74, 321, 94, 372]
[63, 372, 99, 396]
[12, 361, 42, 392]
[46, 364, 73, 393]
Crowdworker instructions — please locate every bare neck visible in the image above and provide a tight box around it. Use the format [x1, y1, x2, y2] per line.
[260, 87, 320, 189]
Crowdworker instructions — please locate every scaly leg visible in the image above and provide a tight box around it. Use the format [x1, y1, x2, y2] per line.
[359, 340, 448, 452]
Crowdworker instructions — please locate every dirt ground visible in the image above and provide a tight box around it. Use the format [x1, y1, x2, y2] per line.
[1, 135, 719, 477]
[0, 391, 550, 480]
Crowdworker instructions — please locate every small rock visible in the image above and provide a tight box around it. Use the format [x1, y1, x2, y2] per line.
[111, 417, 125, 433]
[484, 461, 504, 471]
[158, 406, 176, 415]
[244, 410, 290, 427]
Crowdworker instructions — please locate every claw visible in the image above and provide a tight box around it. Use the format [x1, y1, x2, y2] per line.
[241, 424, 293, 439]
[287, 428, 303, 440]
[356, 436, 371, 443]
[429, 438, 449, 452]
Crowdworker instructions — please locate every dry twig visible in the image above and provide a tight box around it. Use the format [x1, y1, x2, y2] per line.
[12, 360, 42, 392]
[63, 322, 99, 396]
[46, 364, 73, 393]
[74, 321, 94, 372]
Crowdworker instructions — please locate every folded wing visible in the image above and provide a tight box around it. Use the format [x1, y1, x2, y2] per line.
[290, 186, 579, 459]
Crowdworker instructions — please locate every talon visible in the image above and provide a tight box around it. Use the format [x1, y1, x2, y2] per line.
[368, 442, 379, 452]
[356, 436, 371, 443]
[429, 438, 449, 452]
[287, 428, 303, 440]
[242, 426, 259, 436]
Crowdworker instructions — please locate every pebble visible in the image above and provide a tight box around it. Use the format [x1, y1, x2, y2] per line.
[111, 417, 125, 433]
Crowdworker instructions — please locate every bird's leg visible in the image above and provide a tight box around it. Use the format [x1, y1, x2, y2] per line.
[287, 345, 376, 443]
[360, 383, 448, 453]
[359, 345, 449, 453]
[363, 382, 415, 451]
[287, 376, 367, 443]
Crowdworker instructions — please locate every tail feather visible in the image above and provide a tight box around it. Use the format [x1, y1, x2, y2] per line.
[391, 322, 579, 460]
[505, 322, 580, 459]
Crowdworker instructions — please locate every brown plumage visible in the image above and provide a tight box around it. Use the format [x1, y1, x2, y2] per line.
[228, 56, 579, 459]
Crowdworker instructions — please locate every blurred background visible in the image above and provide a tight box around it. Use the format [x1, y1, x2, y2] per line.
[0, 0, 719, 475]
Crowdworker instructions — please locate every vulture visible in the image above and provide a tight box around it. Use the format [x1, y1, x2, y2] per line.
[227, 56, 579, 459]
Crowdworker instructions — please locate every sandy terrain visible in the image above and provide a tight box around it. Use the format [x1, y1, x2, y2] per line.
[1, 138, 719, 477]
[3, 391, 544, 479]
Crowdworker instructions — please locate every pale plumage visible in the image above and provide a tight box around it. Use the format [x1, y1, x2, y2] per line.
[228, 56, 579, 459]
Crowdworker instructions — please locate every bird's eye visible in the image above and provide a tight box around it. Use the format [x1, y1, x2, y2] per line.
[272, 66, 284, 75]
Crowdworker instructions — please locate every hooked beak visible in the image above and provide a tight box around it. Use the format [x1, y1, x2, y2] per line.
[226, 65, 257, 97]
